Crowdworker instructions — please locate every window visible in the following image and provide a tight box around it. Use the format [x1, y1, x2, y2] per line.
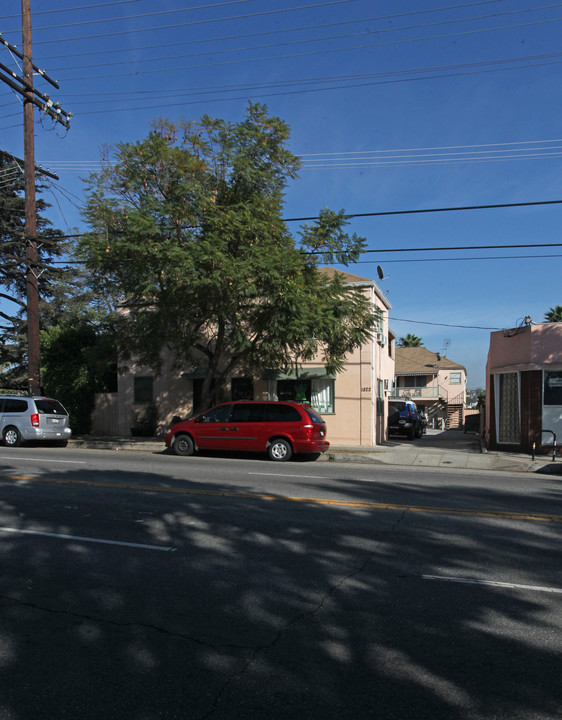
[450, 372, 462, 384]
[496, 372, 520, 444]
[402, 375, 426, 388]
[232, 377, 254, 401]
[134, 376, 153, 404]
[269, 377, 335, 413]
[230, 403, 266, 422]
[544, 371, 562, 406]
[3, 399, 28, 413]
[277, 379, 309, 404]
[197, 404, 232, 423]
[35, 400, 67, 415]
[311, 378, 334, 414]
[265, 404, 301, 422]
[377, 379, 384, 416]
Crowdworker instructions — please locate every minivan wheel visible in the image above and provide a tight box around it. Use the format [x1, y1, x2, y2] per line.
[172, 434, 195, 457]
[3, 426, 22, 447]
[268, 438, 292, 462]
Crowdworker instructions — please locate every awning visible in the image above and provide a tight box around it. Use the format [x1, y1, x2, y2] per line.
[263, 367, 336, 381]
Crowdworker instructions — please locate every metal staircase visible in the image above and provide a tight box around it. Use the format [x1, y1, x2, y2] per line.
[446, 391, 465, 429]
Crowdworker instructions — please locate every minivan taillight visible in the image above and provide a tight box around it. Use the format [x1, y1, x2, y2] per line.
[31, 413, 39, 427]
[303, 423, 314, 435]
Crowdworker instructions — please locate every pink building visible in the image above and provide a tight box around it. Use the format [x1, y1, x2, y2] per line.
[485, 323, 562, 452]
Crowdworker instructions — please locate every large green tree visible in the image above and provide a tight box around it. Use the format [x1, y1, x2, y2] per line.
[41, 322, 117, 434]
[80, 103, 377, 409]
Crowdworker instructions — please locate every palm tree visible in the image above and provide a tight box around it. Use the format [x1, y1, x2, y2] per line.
[544, 305, 562, 322]
[398, 333, 423, 347]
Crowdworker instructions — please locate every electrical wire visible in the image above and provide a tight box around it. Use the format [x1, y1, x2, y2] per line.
[0, 0, 142, 20]
[39, 4, 562, 75]
[28, 0, 508, 63]
[287, 199, 562, 223]
[389, 317, 501, 330]
[2, 0, 358, 43]
[59, 56, 560, 116]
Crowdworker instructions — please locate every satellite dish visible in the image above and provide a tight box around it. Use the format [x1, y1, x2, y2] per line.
[377, 265, 384, 281]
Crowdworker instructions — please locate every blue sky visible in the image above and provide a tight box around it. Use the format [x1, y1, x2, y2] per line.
[2, 0, 561, 388]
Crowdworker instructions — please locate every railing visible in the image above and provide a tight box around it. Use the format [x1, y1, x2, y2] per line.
[532, 430, 557, 462]
[390, 386, 440, 399]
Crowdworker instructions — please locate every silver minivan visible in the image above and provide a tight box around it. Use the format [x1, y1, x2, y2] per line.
[0, 396, 72, 447]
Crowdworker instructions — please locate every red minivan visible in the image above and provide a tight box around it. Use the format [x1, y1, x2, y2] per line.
[164, 401, 330, 461]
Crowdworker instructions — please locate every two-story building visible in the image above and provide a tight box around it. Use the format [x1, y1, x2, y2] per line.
[391, 346, 467, 429]
[92, 269, 397, 446]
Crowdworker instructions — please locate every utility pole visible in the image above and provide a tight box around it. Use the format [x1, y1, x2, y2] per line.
[21, 0, 40, 394]
[0, 3, 71, 394]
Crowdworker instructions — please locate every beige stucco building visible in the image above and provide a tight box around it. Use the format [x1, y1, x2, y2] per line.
[95, 270, 396, 447]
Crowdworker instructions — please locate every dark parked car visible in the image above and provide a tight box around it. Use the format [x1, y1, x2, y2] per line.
[164, 401, 329, 461]
[387, 399, 423, 440]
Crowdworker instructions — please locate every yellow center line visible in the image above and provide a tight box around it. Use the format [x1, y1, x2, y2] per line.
[2, 473, 561, 523]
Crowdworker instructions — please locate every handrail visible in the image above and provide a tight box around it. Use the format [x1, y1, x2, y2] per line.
[532, 430, 557, 462]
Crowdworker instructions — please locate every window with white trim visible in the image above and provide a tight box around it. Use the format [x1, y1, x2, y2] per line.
[267, 378, 335, 413]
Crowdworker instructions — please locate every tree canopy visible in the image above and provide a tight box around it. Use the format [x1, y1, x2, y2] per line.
[80, 103, 377, 408]
[398, 333, 424, 347]
[544, 305, 562, 323]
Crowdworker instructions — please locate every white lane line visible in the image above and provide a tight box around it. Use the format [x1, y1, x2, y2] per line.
[248, 472, 326, 479]
[422, 574, 562, 594]
[0, 456, 86, 464]
[0, 526, 176, 552]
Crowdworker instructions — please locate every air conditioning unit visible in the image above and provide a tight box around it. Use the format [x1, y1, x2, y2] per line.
[377, 332, 386, 346]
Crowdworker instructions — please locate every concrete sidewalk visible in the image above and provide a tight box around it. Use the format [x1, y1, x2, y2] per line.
[69, 429, 561, 475]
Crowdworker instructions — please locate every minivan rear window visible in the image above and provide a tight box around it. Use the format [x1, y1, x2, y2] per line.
[35, 399, 67, 415]
[265, 404, 301, 422]
[304, 407, 323, 424]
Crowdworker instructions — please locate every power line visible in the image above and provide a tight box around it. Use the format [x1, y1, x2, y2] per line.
[33, 137, 562, 173]
[389, 317, 501, 330]
[348, 253, 562, 264]
[28, 0, 507, 63]
[0, 0, 142, 20]
[35, 17, 562, 83]
[39, 1, 546, 71]
[3, 0, 358, 44]
[287, 199, 562, 223]
[8, 0, 256, 30]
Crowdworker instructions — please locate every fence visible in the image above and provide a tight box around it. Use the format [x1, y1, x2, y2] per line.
[91, 392, 120, 436]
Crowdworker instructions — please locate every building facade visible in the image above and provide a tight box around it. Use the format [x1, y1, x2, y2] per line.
[391, 346, 467, 429]
[102, 270, 396, 447]
[485, 322, 562, 453]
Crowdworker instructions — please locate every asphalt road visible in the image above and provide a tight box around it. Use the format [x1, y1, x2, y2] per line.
[0, 447, 560, 720]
